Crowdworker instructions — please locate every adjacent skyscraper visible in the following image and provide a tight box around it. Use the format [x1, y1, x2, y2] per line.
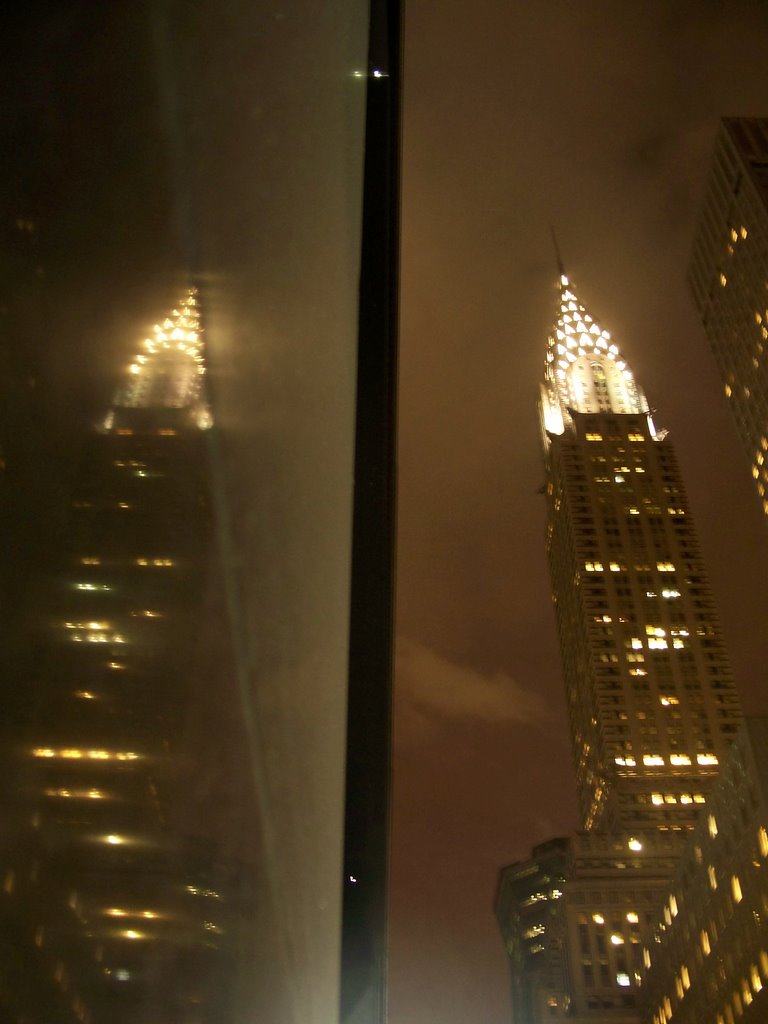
[540, 270, 739, 834]
[641, 716, 768, 1024]
[689, 117, 768, 518]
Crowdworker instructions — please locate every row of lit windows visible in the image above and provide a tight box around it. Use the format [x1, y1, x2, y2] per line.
[585, 432, 646, 443]
[79, 557, 176, 567]
[584, 561, 677, 573]
[614, 753, 718, 768]
[650, 793, 706, 806]
[32, 747, 141, 762]
[110, 428, 177, 437]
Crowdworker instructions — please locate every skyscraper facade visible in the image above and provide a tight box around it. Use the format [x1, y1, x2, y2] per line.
[540, 271, 739, 834]
[0, 291, 247, 1024]
[689, 117, 768, 517]
[641, 717, 768, 1024]
[497, 267, 743, 1022]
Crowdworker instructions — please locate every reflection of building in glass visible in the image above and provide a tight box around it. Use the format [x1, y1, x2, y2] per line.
[497, 268, 742, 1021]
[689, 117, 768, 518]
[0, 291, 246, 1024]
[641, 717, 768, 1024]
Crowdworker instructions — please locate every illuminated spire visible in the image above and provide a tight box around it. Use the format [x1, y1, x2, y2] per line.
[540, 271, 650, 442]
[105, 288, 212, 430]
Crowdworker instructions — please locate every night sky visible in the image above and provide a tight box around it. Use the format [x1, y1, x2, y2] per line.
[3, 4, 768, 1024]
[392, 4, 768, 1023]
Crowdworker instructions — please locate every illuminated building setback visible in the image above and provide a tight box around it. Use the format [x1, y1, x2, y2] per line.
[0, 291, 240, 1024]
[689, 117, 768, 518]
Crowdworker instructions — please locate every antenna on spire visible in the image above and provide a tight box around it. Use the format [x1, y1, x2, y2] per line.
[550, 226, 566, 279]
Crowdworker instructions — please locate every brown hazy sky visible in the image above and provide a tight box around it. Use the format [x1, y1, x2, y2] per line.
[392, 4, 768, 1023]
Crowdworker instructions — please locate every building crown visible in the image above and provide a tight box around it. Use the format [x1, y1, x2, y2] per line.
[540, 272, 649, 441]
[104, 287, 213, 430]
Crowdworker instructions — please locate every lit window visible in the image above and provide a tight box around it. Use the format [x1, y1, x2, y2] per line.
[628, 838, 642, 851]
[610, 933, 624, 945]
[698, 754, 718, 766]
[670, 754, 691, 766]
[586, 432, 603, 441]
[708, 865, 717, 890]
[708, 814, 718, 837]
[592, 913, 604, 924]
[626, 912, 639, 924]
[725, 384, 732, 397]
[616, 972, 630, 987]
[701, 929, 711, 955]
[659, 695, 679, 706]
[651, 793, 663, 806]
[732, 876, 743, 903]
[643, 754, 664, 766]
[720, 273, 727, 286]
[104, 835, 127, 846]
[758, 826, 768, 857]
[743, 979, 752, 1006]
